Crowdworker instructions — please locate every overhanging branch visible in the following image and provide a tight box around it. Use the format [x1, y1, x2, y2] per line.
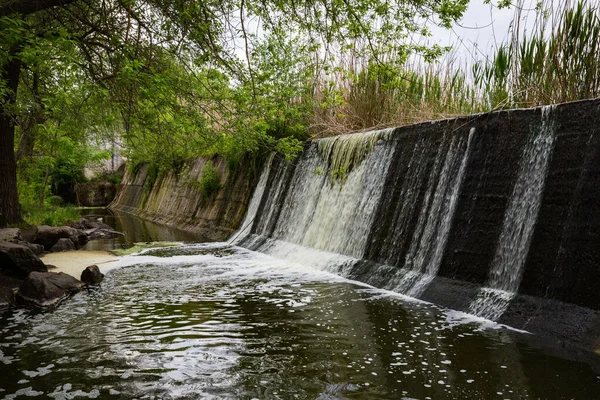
[0, 0, 77, 17]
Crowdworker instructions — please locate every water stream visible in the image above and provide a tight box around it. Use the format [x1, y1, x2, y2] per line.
[2, 113, 600, 398]
[0, 211, 599, 399]
[469, 110, 556, 320]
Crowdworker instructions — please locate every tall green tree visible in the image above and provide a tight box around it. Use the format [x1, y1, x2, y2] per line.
[0, 0, 468, 226]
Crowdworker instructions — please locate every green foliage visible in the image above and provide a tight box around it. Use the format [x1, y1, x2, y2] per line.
[2, 0, 471, 225]
[196, 161, 221, 200]
[473, 0, 600, 109]
[21, 203, 80, 227]
[275, 137, 304, 163]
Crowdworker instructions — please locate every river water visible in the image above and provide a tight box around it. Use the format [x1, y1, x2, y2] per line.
[0, 211, 599, 399]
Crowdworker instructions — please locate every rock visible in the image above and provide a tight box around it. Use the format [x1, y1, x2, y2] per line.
[0, 273, 21, 310]
[68, 218, 123, 241]
[19, 228, 36, 244]
[0, 228, 44, 256]
[75, 229, 89, 247]
[69, 218, 112, 231]
[88, 220, 113, 231]
[0, 286, 15, 309]
[0, 228, 21, 242]
[17, 271, 84, 308]
[68, 218, 91, 230]
[0, 241, 47, 279]
[86, 228, 124, 240]
[15, 241, 45, 256]
[81, 265, 104, 285]
[50, 238, 76, 252]
[34, 225, 87, 251]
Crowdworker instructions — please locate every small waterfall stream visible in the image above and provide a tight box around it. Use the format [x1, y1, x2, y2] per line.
[469, 108, 556, 320]
[237, 126, 478, 301]
[399, 128, 474, 297]
[234, 153, 274, 239]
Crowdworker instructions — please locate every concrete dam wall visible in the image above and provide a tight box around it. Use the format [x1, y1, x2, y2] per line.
[110, 156, 262, 241]
[236, 99, 600, 351]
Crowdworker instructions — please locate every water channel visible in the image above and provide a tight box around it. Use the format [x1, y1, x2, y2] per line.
[0, 209, 599, 399]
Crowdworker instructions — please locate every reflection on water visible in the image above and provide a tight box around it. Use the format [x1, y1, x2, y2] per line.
[1, 244, 599, 399]
[79, 208, 207, 251]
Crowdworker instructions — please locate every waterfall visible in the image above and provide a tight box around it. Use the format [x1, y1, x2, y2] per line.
[237, 126, 474, 291]
[399, 128, 474, 297]
[238, 128, 396, 270]
[230, 153, 274, 242]
[469, 108, 556, 320]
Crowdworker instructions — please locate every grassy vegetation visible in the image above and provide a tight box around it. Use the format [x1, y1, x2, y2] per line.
[309, 59, 485, 137]
[22, 203, 80, 227]
[500, 0, 600, 107]
[308, 0, 600, 137]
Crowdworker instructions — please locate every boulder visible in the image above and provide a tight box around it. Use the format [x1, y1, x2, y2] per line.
[75, 229, 89, 246]
[88, 220, 113, 231]
[81, 265, 104, 285]
[15, 241, 45, 256]
[0, 241, 47, 278]
[50, 238, 76, 252]
[0, 228, 44, 256]
[34, 225, 87, 251]
[0, 286, 15, 309]
[67, 218, 91, 230]
[68, 218, 123, 241]
[17, 271, 84, 308]
[0, 228, 21, 242]
[18, 228, 37, 244]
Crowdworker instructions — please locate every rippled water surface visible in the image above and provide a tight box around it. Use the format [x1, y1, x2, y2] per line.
[1, 243, 600, 399]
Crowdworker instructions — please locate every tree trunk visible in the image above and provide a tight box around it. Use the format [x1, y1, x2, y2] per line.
[17, 69, 43, 164]
[0, 53, 23, 227]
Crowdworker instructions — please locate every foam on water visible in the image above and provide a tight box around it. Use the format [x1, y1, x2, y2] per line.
[14, 242, 588, 400]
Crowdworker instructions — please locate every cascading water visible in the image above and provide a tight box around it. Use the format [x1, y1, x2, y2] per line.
[397, 128, 474, 297]
[238, 128, 396, 270]
[233, 153, 275, 240]
[469, 107, 556, 320]
[237, 126, 474, 296]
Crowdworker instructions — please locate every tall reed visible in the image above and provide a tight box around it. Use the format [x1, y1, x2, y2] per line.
[307, 0, 600, 136]
[476, 0, 600, 108]
[309, 55, 487, 137]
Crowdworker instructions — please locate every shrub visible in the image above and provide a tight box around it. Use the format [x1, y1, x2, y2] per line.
[197, 161, 221, 200]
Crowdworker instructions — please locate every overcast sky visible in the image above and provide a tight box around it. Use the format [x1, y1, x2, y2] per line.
[427, 0, 543, 63]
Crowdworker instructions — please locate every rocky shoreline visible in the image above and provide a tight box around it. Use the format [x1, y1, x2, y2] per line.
[0, 218, 123, 310]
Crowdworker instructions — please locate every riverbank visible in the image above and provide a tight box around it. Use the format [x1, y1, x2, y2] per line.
[41, 250, 120, 279]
